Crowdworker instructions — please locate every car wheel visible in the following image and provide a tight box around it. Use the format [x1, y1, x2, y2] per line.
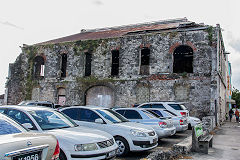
[115, 136, 130, 156]
[59, 149, 67, 160]
[188, 123, 192, 130]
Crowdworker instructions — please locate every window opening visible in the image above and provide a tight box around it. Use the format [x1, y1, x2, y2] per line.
[173, 45, 193, 73]
[85, 52, 92, 76]
[140, 47, 150, 75]
[61, 54, 67, 78]
[34, 56, 45, 78]
[111, 50, 119, 76]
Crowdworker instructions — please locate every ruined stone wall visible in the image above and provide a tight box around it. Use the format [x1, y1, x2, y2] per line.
[6, 27, 222, 118]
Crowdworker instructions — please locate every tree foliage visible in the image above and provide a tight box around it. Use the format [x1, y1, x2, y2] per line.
[232, 87, 240, 108]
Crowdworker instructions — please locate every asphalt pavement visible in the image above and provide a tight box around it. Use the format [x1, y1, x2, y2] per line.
[180, 119, 240, 160]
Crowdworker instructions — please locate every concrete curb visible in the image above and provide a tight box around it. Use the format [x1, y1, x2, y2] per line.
[146, 135, 192, 160]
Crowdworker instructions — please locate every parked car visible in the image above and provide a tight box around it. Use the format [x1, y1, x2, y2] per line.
[114, 108, 176, 138]
[137, 101, 189, 117]
[0, 113, 59, 160]
[18, 100, 55, 108]
[60, 106, 158, 156]
[187, 116, 202, 129]
[144, 109, 188, 132]
[0, 105, 118, 160]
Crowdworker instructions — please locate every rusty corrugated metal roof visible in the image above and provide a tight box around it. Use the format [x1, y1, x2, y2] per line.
[36, 18, 202, 45]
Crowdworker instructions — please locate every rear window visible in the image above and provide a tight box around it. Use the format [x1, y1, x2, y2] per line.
[168, 104, 184, 110]
[151, 104, 166, 109]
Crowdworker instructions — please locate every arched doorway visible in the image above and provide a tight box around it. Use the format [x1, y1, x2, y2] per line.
[86, 86, 114, 108]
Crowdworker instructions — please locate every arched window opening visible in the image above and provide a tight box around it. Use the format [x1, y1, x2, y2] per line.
[140, 47, 150, 75]
[61, 54, 67, 78]
[173, 45, 193, 73]
[57, 87, 66, 106]
[111, 50, 119, 76]
[85, 52, 92, 76]
[34, 56, 45, 78]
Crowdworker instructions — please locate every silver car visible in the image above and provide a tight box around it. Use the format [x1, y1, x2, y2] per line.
[114, 108, 176, 138]
[0, 113, 59, 160]
[145, 109, 188, 132]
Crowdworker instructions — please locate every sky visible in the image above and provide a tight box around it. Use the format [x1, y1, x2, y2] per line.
[0, 0, 240, 95]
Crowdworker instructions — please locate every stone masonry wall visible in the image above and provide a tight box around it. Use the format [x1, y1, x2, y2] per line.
[6, 27, 221, 119]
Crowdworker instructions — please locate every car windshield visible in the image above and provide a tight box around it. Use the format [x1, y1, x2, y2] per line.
[96, 109, 129, 123]
[168, 104, 186, 110]
[0, 118, 25, 135]
[28, 110, 78, 130]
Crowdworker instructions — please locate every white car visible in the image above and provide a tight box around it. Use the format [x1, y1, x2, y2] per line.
[0, 113, 59, 160]
[60, 106, 158, 156]
[0, 106, 118, 160]
[114, 108, 176, 138]
[145, 109, 188, 132]
[137, 101, 189, 117]
[187, 116, 202, 128]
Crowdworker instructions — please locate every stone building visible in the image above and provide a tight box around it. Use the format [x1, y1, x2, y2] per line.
[5, 18, 231, 125]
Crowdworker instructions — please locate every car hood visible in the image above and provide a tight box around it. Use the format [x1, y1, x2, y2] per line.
[46, 126, 111, 144]
[113, 122, 154, 133]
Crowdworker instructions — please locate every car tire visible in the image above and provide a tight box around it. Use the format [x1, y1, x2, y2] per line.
[188, 123, 192, 130]
[59, 149, 67, 160]
[115, 136, 130, 156]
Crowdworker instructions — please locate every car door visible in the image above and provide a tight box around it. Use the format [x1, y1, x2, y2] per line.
[62, 108, 107, 131]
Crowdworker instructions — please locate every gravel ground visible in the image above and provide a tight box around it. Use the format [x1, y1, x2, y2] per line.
[116, 130, 192, 160]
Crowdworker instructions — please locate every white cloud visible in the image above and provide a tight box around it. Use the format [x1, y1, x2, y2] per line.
[92, 0, 104, 6]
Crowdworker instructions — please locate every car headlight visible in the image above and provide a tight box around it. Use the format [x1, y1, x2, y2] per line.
[74, 143, 98, 151]
[131, 129, 146, 137]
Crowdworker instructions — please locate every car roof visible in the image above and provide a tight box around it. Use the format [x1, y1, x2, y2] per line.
[19, 100, 53, 104]
[61, 105, 108, 110]
[139, 101, 186, 105]
[115, 108, 142, 111]
[0, 105, 54, 112]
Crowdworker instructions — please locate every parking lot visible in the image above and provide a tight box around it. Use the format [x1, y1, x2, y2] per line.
[116, 130, 192, 160]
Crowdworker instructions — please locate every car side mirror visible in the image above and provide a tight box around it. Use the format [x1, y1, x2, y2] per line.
[22, 123, 33, 129]
[95, 118, 104, 124]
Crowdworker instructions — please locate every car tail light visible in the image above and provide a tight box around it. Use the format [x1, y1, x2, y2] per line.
[51, 140, 60, 160]
[180, 112, 187, 117]
[159, 122, 167, 128]
[180, 119, 184, 125]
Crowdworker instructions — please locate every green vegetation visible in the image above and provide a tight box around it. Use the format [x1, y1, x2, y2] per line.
[169, 31, 178, 39]
[24, 47, 38, 100]
[180, 72, 188, 78]
[76, 76, 116, 85]
[232, 88, 240, 108]
[206, 26, 213, 45]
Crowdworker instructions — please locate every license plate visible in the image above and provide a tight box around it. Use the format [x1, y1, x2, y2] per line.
[106, 150, 116, 158]
[12, 151, 41, 160]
